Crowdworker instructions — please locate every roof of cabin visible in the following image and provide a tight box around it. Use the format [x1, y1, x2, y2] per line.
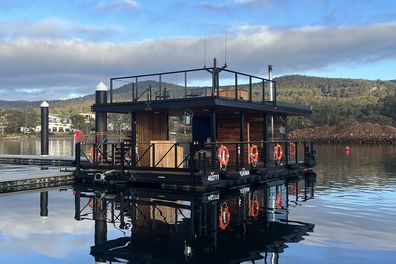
[92, 96, 312, 116]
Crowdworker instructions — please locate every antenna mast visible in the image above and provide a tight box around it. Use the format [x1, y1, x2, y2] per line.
[224, 31, 227, 67]
[204, 34, 207, 68]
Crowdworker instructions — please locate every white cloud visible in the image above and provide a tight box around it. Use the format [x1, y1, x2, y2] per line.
[96, 0, 139, 12]
[234, 0, 267, 4]
[1, 21, 396, 100]
[0, 17, 123, 41]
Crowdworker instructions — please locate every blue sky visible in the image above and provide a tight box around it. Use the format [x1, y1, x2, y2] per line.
[0, 0, 396, 100]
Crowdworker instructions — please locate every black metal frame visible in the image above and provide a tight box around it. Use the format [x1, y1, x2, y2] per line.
[75, 140, 315, 179]
[109, 64, 276, 106]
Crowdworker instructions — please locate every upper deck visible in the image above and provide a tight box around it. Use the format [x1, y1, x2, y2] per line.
[92, 63, 312, 116]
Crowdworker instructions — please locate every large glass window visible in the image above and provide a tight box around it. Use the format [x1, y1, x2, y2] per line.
[168, 114, 192, 142]
[268, 115, 286, 141]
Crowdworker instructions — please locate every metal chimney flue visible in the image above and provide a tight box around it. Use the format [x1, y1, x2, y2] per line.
[268, 65, 273, 101]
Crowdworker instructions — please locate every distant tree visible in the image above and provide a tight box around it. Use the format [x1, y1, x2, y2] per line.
[379, 95, 396, 124]
[70, 114, 88, 131]
[3, 109, 39, 133]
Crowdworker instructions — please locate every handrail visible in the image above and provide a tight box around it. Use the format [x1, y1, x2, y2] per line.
[178, 152, 191, 168]
[94, 143, 113, 166]
[109, 65, 278, 104]
[111, 67, 211, 81]
[221, 68, 273, 82]
[136, 88, 150, 101]
[203, 140, 313, 146]
[134, 143, 154, 166]
[80, 140, 315, 173]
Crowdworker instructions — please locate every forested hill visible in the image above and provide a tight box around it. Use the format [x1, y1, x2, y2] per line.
[275, 75, 396, 129]
[1, 75, 395, 130]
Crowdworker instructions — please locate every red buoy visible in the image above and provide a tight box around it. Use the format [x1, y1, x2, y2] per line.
[74, 130, 83, 143]
[345, 146, 350, 151]
[345, 146, 350, 155]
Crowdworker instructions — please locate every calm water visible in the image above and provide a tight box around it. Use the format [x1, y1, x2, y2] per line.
[0, 144, 395, 263]
[0, 138, 74, 156]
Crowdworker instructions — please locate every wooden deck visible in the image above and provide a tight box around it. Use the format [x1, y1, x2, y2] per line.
[0, 154, 88, 166]
[0, 165, 74, 193]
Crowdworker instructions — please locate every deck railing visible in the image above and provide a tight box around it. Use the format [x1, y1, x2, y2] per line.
[75, 140, 315, 177]
[109, 66, 276, 106]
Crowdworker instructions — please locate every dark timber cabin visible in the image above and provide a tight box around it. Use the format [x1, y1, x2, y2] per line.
[75, 59, 316, 190]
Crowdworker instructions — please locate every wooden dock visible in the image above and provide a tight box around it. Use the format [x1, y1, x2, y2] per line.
[0, 165, 74, 193]
[0, 154, 88, 166]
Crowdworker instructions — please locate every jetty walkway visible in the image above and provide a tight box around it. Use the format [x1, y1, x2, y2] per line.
[0, 155, 78, 193]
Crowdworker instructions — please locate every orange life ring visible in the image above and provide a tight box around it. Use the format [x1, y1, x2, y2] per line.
[275, 193, 284, 209]
[219, 203, 231, 230]
[88, 147, 93, 161]
[88, 198, 101, 209]
[249, 144, 259, 165]
[289, 142, 296, 157]
[249, 199, 260, 217]
[88, 146, 101, 161]
[274, 144, 283, 161]
[218, 145, 230, 167]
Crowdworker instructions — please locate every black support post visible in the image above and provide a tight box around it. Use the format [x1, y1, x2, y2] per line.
[94, 199, 107, 264]
[210, 109, 217, 143]
[131, 112, 137, 166]
[239, 111, 245, 169]
[74, 190, 81, 220]
[285, 116, 289, 165]
[40, 101, 49, 156]
[121, 142, 125, 176]
[249, 76, 252, 102]
[40, 191, 48, 217]
[263, 114, 269, 165]
[212, 58, 218, 97]
[210, 109, 217, 171]
[95, 82, 108, 160]
[75, 142, 81, 173]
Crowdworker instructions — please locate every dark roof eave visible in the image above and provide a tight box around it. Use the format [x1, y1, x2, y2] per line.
[92, 97, 312, 116]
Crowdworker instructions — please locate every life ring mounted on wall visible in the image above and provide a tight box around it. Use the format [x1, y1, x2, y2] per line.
[218, 145, 230, 171]
[88, 146, 101, 162]
[219, 202, 231, 230]
[275, 193, 284, 209]
[249, 198, 260, 217]
[249, 144, 259, 167]
[274, 144, 283, 162]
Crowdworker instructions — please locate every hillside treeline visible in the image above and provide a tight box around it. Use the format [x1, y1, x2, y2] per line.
[1, 75, 395, 133]
[276, 75, 396, 130]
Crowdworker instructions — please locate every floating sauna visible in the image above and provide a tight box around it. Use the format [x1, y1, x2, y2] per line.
[74, 59, 316, 189]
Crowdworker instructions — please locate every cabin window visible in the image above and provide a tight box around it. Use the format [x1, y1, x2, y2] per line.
[267, 115, 286, 141]
[168, 115, 192, 142]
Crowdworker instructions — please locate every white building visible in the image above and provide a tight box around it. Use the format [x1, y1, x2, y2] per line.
[79, 113, 95, 123]
[33, 114, 73, 133]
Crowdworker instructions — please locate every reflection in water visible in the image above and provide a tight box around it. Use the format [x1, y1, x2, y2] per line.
[0, 138, 74, 156]
[314, 144, 396, 190]
[0, 145, 395, 263]
[40, 191, 48, 218]
[71, 175, 315, 263]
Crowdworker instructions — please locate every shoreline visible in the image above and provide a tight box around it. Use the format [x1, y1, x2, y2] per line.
[289, 122, 396, 144]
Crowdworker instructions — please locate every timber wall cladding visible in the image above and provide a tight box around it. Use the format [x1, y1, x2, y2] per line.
[216, 114, 264, 166]
[136, 112, 168, 166]
[246, 115, 263, 142]
[136, 112, 168, 143]
[217, 114, 264, 142]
